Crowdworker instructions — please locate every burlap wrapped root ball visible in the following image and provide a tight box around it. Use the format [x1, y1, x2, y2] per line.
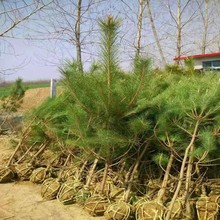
[105, 201, 134, 220]
[75, 188, 91, 205]
[41, 178, 62, 200]
[0, 167, 15, 183]
[30, 167, 51, 184]
[61, 167, 79, 181]
[57, 179, 83, 205]
[135, 200, 165, 220]
[15, 163, 34, 180]
[134, 196, 150, 211]
[196, 195, 220, 220]
[84, 195, 110, 216]
[109, 186, 125, 202]
[166, 198, 196, 219]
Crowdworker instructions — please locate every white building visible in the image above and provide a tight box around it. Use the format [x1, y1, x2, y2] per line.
[174, 52, 220, 70]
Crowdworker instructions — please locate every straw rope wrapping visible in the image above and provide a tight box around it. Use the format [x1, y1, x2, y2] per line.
[196, 195, 220, 220]
[165, 199, 184, 219]
[15, 162, 34, 180]
[57, 179, 83, 205]
[30, 167, 51, 184]
[135, 200, 165, 220]
[84, 195, 110, 216]
[104, 201, 133, 220]
[41, 178, 61, 200]
[60, 167, 79, 182]
[0, 167, 15, 183]
[134, 196, 150, 211]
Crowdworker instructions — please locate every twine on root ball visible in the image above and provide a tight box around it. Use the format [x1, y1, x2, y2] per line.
[0, 167, 15, 183]
[84, 195, 110, 216]
[30, 167, 51, 184]
[135, 200, 165, 220]
[196, 194, 220, 220]
[41, 178, 61, 200]
[104, 201, 133, 220]
[15, 162, 34, 180]
[57, 179, 83, 205]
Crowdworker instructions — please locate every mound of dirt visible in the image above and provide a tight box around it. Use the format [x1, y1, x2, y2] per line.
[17, 87, 62, 114]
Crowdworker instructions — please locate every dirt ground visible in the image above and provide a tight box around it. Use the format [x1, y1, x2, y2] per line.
[17, 87, 62, 114]
[0, 88, 105, 220]
[0, 182, 105, 220]
[0, 138, 104, 220]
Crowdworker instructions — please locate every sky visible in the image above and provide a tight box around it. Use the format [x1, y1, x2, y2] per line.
[1, 38, 60, 81]
[1, 0, 219, 82]
[0, 0, 165, 82]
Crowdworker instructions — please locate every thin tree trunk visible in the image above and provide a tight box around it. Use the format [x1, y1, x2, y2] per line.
[146, 0, 166, 65]
[165, 120, 200, 220]
[182, 145, 195, 219]
[201, 0, 209, 54]
[124, 144, 149, 202]
[75, 0, 83, 72]
[136, 0, 144, 57]
[32, 141, 50, 159]
[85, 158, 99, 189]
[78, 160, 88, 180]
[176, 0, 182, 65]
[7, 123, 33, 166]
[157, 153, 174, 203]
[100, 161, 110, 195]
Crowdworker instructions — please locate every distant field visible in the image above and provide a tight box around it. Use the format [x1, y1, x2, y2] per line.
[0, 81, 51, 99]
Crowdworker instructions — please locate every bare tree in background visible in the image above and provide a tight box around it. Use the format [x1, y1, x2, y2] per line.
[33, 0, 104, 71]
[196, 0, 209, 54]
[76, 0, 83, 71]
[194, 0, 220, 54]
[146, 0, 166, 64]
[0, 0, 53, 76]
[0, 0, 53, 37]
[201, 0, 209, 54]
[166, 0, 199, 64]
[135, 0, 145, 57]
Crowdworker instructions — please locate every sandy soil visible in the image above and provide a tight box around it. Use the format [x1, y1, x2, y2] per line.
[0, 182, 105, 220]
[17, 87, 62, 114]
[0, 88, 105, 220]
[0, 137, 104, 220]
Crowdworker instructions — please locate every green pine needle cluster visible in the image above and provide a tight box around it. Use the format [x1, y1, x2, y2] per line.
[25, 16, 220, 184]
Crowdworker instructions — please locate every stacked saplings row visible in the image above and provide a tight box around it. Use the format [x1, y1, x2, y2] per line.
[1, 137, 220, 220]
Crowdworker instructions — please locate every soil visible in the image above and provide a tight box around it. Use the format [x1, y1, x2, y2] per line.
[0, 86, 105, 219]
[0, 137, 105, 220]
[17, 87, 62, 114]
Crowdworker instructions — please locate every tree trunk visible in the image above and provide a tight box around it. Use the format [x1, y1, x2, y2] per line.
[75, 0, 83, 72]
[176, 0, 182, 65]
[165, 120, 200, 220]
[85, 158, 99, 189]
[100, 161, 110, 195]
[124, 143, 149, 202]
[182, 144, 195, 219]
[146, 0, 166, 65]
[136, 0, 144, 57]
[201, 0, 209, 54]
[157, 153, 174, 203]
